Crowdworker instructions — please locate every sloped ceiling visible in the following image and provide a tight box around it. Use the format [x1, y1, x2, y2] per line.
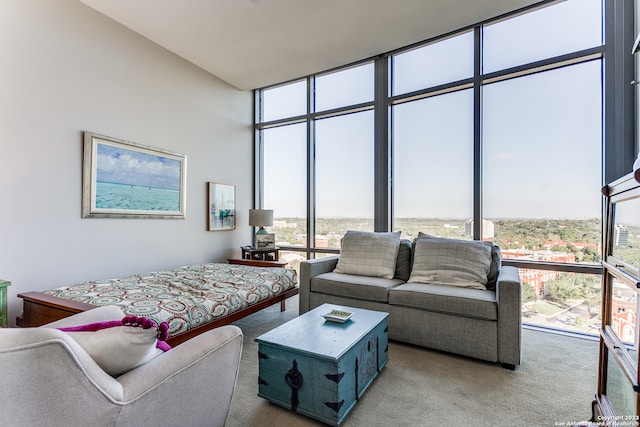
[78, 0, 543, 90]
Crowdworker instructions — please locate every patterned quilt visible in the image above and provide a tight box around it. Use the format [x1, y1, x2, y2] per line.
[42, 263, 298, 337]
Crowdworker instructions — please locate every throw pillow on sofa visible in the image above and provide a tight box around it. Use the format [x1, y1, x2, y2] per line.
[416, 232, 501, 290]
[408, 237, 492, 290]
[394, 239, 413, 281]
[335, 230, 402, 279]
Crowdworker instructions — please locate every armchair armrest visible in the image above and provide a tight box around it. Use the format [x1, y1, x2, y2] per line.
[2, 308, 242, 427]
[495, 266, 522, 367]
[299, 256, 339, 313]
[115, 325, 243, 426]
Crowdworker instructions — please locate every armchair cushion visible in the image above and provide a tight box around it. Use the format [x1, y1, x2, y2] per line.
[334, 230, 401, 279]
[408, 237, 492, 290]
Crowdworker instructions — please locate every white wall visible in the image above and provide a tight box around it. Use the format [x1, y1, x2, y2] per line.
[0, 0, 254, 325]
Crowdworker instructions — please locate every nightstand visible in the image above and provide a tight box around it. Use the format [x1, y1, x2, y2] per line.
[0, 279, 10, 327]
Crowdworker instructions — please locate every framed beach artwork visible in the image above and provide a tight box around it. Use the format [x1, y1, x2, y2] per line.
[82, 132, 187, 219]
[208, 182, 236, 231]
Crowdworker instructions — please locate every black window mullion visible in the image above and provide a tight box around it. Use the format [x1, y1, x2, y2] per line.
[603, 0, 635, 184]
[307, 76, 316, 258]
[253, 90, 263, 210]
[374, 55, 390, 232]
[473, 26, 483, 241]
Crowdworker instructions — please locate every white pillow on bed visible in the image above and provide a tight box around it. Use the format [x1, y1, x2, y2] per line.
[56, 317, 170, 376]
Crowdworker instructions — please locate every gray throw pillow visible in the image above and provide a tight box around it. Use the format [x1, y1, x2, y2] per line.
[335, 231, 402, 279]
[416, 232, 501, 290]
[486, 245, 501, 290]
[408, 237, 492, 290]
[394, 239, 413, 281]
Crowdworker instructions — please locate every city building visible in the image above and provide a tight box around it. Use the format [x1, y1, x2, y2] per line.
[465, 219, 495, 239]
[614, 224, 630, 246]
[502, 249, 577, 296]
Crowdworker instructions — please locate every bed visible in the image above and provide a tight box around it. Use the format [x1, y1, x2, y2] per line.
[16, 259, 299, 346]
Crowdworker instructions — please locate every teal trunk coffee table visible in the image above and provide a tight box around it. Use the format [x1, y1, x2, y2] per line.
[255, 303, 389, 426]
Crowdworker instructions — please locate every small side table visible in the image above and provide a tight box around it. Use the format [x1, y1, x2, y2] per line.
[241, 246, 280, 261]
[0, 279, 10, 328]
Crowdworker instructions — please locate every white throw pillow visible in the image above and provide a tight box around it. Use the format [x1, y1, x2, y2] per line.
[334, 231, 402, 279]
[57, 317, 170, 376]
[408, 237, 491, 290]
[63, 326, 163, 376]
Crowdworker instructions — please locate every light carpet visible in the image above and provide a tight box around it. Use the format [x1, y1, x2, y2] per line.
[226, 296, 598, 427]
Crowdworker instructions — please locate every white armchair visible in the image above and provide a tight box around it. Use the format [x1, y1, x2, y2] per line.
[0, 306, 243, 427]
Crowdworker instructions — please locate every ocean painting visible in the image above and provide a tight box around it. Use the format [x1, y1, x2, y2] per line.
[95, 182, 180, 211]
[82, 132, 186, 218]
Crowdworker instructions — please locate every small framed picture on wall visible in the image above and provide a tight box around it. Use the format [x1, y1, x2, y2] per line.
[208, 182, 236, 231]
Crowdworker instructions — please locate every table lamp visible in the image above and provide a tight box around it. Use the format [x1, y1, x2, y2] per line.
[249, 209, 273, 235]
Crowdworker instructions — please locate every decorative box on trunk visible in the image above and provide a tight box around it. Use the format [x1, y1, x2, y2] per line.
[255, 304, 389, 426]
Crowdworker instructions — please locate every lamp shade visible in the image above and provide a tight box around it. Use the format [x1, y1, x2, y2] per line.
[249, 209, 273, 227]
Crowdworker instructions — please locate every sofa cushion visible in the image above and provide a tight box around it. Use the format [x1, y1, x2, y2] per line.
[334, 230, 401, 279]
[389, 282, 497, 320]
[311, 271, 404, 303]
[416, 233, 501, 290]
[409, 237, 491, 290]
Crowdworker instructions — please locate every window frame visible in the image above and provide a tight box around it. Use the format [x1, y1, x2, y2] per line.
[253, 0, 631, 277]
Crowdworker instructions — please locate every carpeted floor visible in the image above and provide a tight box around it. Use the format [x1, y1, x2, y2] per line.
[226, 296, 598, 427]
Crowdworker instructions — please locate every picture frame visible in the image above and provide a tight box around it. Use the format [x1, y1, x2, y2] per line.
[208, 182, 236, 231]
[255, 233, 276, 249]
[82, 131, 186, 219]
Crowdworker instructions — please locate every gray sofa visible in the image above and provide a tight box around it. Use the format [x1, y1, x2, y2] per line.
[299, 234, 522, 369]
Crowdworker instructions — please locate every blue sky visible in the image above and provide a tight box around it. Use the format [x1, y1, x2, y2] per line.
[96, 143, 182, 190]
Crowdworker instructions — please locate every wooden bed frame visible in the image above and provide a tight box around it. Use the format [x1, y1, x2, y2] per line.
[16, 259, 299, 347]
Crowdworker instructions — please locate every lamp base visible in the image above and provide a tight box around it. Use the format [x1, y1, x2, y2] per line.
[256, 227, 268, 235]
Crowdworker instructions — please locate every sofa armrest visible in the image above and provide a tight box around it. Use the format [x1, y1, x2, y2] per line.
[495, 266, 522, 367]
[299, 256, 339, 313]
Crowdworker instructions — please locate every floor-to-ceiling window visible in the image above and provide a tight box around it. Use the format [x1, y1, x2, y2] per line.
[480, 0, 604, 334]
[393, 89, 474, 238]
[255, 0, 634, 336]
[255, 62, 376, 263]
[391, 31, 476, 239]
[315, 110, 375, 247]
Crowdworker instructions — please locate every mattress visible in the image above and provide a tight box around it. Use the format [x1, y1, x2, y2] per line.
[42, 263, 298, 336]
